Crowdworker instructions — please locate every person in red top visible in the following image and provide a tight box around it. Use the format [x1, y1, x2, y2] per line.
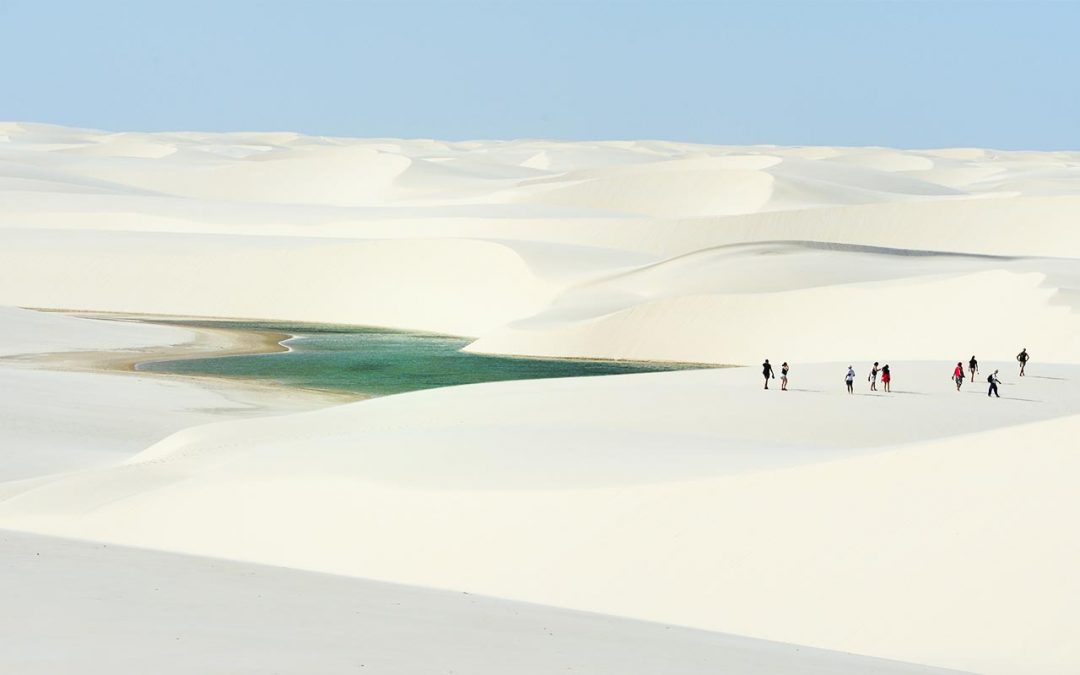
[953, 362, 965, 390]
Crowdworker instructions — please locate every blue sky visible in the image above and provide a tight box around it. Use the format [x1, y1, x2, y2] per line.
[2, 0, 1077, 148]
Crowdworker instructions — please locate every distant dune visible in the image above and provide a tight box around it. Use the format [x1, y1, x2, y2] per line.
[1, 122, 1077, 362]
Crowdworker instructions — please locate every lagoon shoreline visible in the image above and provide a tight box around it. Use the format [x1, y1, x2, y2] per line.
[4, 311, 362, 407]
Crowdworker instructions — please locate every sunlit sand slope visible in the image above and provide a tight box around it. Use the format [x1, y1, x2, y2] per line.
[0, 530, 964, 675]
[1, 362, 1076, 674]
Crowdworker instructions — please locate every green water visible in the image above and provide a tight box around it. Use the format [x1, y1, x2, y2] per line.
[136, 321, 700, 396]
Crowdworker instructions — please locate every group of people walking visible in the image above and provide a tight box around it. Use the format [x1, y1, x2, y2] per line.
[861, 362, 890, 393]
[761, 360, 787, 390]
[955, 349, 1029, 398]
[760, 348, 1031, 398]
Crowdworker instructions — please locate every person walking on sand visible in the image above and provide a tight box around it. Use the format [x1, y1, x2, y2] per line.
[969, 355, 979, 382]
[868, 361, 880, 391]
[845, 366, 856, 394]
[881, 364, 892, 392]
[953, 362, 965, 391]
[762, 359, 775, 389]
[1017, 348, 1029, 377]
[988, 369, 1001, 398]
[781, 362, 789, 391]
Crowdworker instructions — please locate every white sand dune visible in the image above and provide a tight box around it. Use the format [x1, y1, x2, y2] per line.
[0, 530, 963, 675]
[0, 231, 553, 336]
[2, 123, 1079, 673]
[0, 308, 335, 480]
[467, 247, 1080, 363]
[1, 123, 1078, 364]
[1, 362, 1077, 674]
[0, 366, 313, 481]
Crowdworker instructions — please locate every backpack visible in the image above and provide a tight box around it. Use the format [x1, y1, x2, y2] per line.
[987, 374, 994, 383]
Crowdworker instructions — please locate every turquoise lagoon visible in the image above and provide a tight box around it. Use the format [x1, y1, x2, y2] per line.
[137, 321, 701, 397]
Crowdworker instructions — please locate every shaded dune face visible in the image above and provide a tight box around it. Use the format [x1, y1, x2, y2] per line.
[1, 530, 962, 675]
[0, 123, 1078, 366]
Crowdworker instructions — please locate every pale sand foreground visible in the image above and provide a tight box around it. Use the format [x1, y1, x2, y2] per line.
[0, 530, 964, 675]
[0, 309, 968, 674]
[0, 307, 346, 480]
[1, 351, 1076, 674]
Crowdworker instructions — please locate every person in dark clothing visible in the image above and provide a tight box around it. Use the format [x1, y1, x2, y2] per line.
[968, 355, 979, 382]
[868, 362, 880, 391]
[762, 359, 775, 389]
[780, 362, 789, 391]
[987, 370, 1001, 397]
[1017, 348, 1029, 376]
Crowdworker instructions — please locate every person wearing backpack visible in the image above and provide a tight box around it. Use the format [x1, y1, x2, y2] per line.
[953, 362, 965, 391]
[988, 370, 1001, 398]
[1017, 348, 1029, 377]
